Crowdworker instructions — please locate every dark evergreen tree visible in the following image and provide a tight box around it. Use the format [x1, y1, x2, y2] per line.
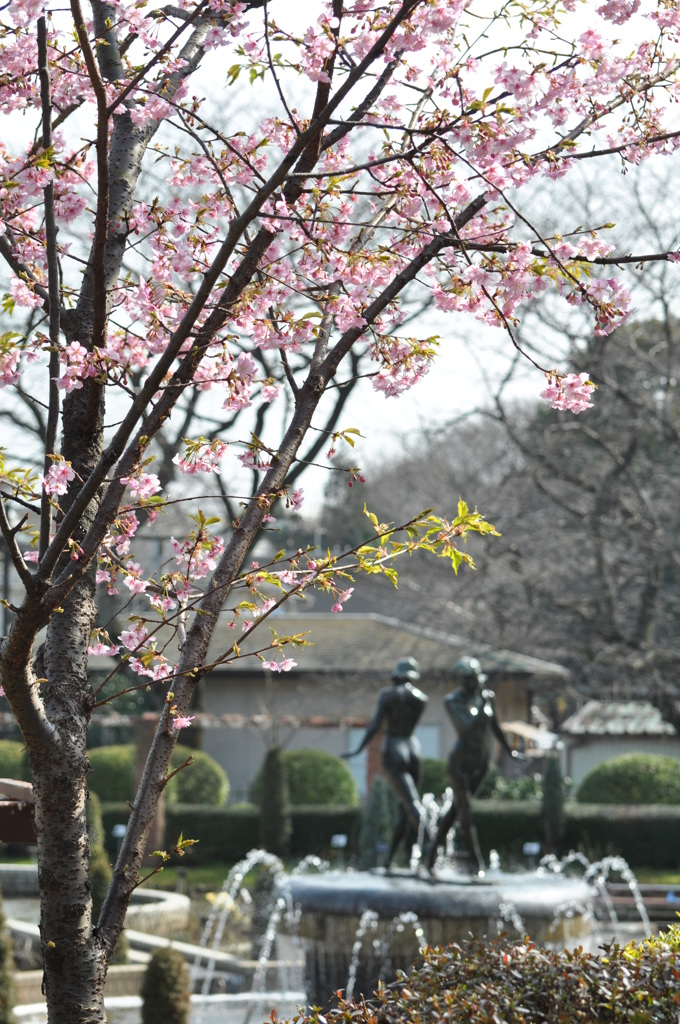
[541, 753, 565, 854]
[258, 746, 292, 858]
[358, 777, 397, 869]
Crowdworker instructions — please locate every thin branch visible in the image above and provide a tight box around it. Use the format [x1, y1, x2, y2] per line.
[71, 0, 110, 351]
[37, 16, 62, 560]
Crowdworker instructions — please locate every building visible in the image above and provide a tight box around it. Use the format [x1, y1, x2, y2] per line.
[199, 612, 569, 802]
[559, 699, 680, 785]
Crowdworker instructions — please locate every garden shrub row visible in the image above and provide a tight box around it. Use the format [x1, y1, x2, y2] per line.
[474, 800, 680, 869]
[100, 799, 680, 869]
[101, 803, 362, 862]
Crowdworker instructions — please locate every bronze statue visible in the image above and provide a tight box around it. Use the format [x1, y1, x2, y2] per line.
[343, 657, 433, 868]
[425, 656, 524, 874]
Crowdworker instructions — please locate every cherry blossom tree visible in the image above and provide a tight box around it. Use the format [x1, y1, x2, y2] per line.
[1, 1, 680, 1020]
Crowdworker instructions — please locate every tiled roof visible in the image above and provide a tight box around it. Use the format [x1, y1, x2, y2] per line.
[206, 612, 569, 680]
[560, 699, 676, 736]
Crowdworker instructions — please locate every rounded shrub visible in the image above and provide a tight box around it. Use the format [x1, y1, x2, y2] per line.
[0, 740, 30, 782]
[251, 748, 359, 807]
[169, 745, 229, 806]
[88, 743, 228, 805]
[88, 745, 136, 802]
[141, 947, 190, 1024]
[576, 752, 680, 805]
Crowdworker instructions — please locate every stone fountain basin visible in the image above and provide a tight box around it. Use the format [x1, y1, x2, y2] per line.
[283, 867, 595, 1003]
[286, 867, 594, 945]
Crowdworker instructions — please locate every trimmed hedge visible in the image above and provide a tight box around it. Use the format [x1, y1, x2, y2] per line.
[561, 802, 680, 869]
[251, 748, 359, 808]
[576, 752, 680, 805]
[101, 799, 680, 869]
[289, 805, 362, 858]
[102, 802, 362, 862]
[474, 800, 680, 869]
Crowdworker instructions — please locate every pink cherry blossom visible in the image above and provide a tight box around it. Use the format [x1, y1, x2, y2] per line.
[9, 276, 44, 308]
[331, 587, 355, 613]
[88, 642, 121, 656]
[119, 624, 153, 651]
[540, 373, 596, 415]
[173, 439, 228, 474]
[41, 460, 75, 496]
[261, 658, 297, 672]
[172, 715, 195, 730]
[120, 473, 161, 500]
[289, 488, 304, 511]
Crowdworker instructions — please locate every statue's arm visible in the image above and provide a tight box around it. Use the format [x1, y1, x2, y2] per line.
[489, 703, 527, 760]
[490, 713, 516, 757]
[342, 693, 386, 758]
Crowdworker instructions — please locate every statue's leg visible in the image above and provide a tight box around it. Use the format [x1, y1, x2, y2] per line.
[385, 806, 407, 868]
[387, 770, 430, 835]
[452, 777, 484, 872]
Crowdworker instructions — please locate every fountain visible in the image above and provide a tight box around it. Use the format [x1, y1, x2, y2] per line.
[282, 857, 597, 1005]
[8, 844, 655, 1024]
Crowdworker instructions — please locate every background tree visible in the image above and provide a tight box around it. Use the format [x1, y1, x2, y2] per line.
[341, 163, 680, 719]
[1, 3, 680, 1021]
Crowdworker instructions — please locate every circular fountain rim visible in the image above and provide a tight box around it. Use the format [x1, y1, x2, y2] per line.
[283, 867, 595, 920]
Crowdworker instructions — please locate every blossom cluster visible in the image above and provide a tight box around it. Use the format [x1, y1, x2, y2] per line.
[540, 373, 597, 415]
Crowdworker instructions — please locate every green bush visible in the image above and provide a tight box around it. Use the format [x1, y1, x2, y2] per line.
[251, 748, 358, 807]
[0, 740, 30, 782]
[355, 930, 680, 1023]
[169, 745, 229, 806]
[88, 743, 228, 805]
[141, 948, 189, 1024]
[88, 745, 136, 803]
[576, 752, 680, 804]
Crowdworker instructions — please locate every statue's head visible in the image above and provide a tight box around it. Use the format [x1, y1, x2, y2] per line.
[453, 655, 487, 687]
[391, 656, 420, 683]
